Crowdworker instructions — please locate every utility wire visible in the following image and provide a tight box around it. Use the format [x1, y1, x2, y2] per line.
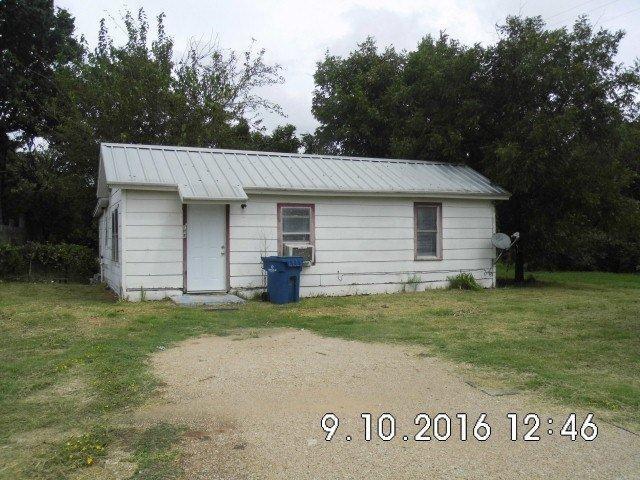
[546, 0, 604, 20]
[548, 0, 625, 27]
[599, 5, 640, 24]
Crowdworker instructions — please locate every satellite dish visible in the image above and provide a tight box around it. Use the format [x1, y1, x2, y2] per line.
[491, 233, 512, 250]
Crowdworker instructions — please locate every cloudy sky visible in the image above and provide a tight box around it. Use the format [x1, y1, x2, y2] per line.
[56, 0, 640, 134]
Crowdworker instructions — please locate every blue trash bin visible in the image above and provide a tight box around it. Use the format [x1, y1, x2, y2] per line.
[261, 256, 304, 304]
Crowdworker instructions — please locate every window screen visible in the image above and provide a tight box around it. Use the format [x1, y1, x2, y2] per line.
[415, 204, 440, 258]
[104, 216, 108, 251]
[281, 206, 312, 244]
[111, 209, 119, 263]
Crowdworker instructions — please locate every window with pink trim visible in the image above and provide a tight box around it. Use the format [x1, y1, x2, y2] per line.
[277, 203, 315, 255]
[414, 203, 442, 260]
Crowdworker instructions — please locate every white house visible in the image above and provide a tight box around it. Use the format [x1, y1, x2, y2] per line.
[95, 143, 509, 301]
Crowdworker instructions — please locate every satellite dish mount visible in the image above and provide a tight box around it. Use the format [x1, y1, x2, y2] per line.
[489, 232, 520, 270]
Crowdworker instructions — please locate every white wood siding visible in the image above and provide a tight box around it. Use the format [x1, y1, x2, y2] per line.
[122, 190, 183, 300]
[229, 195, 496, 297]
[104, 189, 497, 300]
[99, 188, 122, 294]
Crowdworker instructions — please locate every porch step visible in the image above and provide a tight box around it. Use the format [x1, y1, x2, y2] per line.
[172, 293, 246, 307]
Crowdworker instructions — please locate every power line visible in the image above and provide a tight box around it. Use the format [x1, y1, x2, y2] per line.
[548, 0, 625, 27]
[599, 5, 640, 24]
[546, 0, 603, 20]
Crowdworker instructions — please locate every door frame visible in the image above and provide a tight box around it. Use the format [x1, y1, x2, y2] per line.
[182, 203, 230, 293]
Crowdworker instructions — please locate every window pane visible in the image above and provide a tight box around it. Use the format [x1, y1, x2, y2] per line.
[283, 233, 310, 243]
[417, 231, 437, 257]
[282, 207, 310, 217]
[281, 205, 313, 251]
[417, 206, 437, 231]
[283, 215, 310, 233]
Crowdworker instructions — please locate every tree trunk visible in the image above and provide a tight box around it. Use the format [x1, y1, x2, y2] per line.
[514, 243, 525, 283]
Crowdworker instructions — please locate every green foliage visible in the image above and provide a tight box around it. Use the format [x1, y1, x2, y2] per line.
[308, 33, 485, 162]
[311, 38, 403, 156]
[447, 272, 483, 291]
[3, 7, 300, 247]
[0, 0, 80, 139]
[481, 17, 640, 279]
[0, 0, 80, 225]
[0, 243, 25, 276]
[392, 35, 484, 163]
[0, 242, 98, 281]
[309, 16, 640, 277]
[620, 120, 640, 200]
[250, 124, 302, 153]
[53, 9, 290, 152]
[6, 149, 94, 244]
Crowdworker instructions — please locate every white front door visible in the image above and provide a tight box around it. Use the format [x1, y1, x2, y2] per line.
[187, 204, 226, 292]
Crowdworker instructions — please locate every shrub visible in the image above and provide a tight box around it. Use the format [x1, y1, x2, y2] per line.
[0, 242, 98, 283]
[447, 272, 483, 291]
[0, 243, 27, 276]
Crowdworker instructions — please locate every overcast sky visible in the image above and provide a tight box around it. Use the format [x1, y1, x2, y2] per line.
[56, 0, 640, 135]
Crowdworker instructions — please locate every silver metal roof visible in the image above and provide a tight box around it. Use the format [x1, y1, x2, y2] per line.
[98, 143, 509, 201]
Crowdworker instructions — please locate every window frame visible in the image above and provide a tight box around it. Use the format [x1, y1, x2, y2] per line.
[111, 208, 119, 263]
[277, 203, 315, 261]
[103, 215, 108, 252]
[414, 202, 442, 261]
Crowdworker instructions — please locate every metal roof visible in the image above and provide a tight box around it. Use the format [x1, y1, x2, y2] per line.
[97, 143, 509, 202]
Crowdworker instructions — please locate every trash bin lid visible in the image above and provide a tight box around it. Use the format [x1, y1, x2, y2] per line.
[261, 256, 304, 268]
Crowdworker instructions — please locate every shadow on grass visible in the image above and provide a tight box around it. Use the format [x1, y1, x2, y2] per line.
[496, 275, 540, 288]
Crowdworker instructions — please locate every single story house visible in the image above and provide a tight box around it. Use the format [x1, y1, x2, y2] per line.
[95, 143, 509, 301]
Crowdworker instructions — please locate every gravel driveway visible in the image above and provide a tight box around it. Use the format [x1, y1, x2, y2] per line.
[135, 329, 640, 479]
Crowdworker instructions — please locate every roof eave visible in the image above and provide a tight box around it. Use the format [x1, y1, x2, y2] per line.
[243, 187, 510, 201]
[107, 181, 508, 201]
[107, 181, 249, 202]
[108, 181, 178, 192]
[92, 197, 109, 218]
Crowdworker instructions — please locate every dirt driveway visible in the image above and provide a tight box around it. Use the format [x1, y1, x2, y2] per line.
[135, 329, 640, 479]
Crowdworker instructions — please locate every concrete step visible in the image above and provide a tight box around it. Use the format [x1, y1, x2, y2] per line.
[172, 293, 245, 307]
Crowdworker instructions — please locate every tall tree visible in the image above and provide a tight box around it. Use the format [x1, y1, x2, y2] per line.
[53, 10, 290, 160]
[620, 119, 640, 201]
[481, 16, 640, 280]
[309, 16, 640, 278]
[38, 10, 297, 245]
[0, 0, 79, 224]
[309, 34, 486, 164]
[170, 35, 284, 148]
[250, 124, 301, 153]
[391, 34, 485, 164]
[7, 149, 90, 243]
[311, 38, 403, 156]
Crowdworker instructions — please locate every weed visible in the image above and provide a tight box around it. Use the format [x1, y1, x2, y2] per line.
[55, 430, 108, 468]
[447, 272, 483, 291]
[402, 274, 422, 292]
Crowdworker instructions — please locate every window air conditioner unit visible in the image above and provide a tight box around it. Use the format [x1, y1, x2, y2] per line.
[284, 244, 314, 266]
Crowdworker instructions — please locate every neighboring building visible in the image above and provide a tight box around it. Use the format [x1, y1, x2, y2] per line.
[95, 143, 509, 301]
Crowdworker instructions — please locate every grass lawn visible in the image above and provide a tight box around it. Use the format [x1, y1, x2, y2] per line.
[0, 271, 638, 478]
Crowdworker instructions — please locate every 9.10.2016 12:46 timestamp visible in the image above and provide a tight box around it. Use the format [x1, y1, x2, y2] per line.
[321, 412, 598, 442]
